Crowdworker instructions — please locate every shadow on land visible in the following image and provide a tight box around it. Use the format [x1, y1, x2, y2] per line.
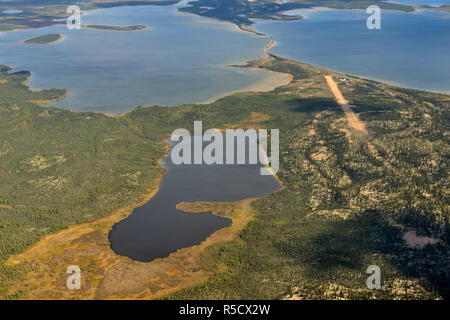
[288, 97, 341, 114]
[277, 210, 450, 298]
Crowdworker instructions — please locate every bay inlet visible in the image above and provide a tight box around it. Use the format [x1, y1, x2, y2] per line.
[253, 8, 450, 94]
[0, 4, 280, 113]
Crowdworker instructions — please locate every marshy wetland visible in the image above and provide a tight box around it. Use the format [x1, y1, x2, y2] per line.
[0, 0, 449, 300]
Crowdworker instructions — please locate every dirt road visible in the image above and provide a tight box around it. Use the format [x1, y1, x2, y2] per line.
[324, 75, 368, 134]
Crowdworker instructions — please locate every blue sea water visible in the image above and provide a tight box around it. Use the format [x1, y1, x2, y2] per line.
[0, 4, 448, 114]
[0, 4, 271, 113]
[254, 8, 450, 94]
[2, 9, 23, 14]
[384, 0, 449, 7]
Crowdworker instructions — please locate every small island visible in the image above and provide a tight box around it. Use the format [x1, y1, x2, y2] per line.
[81, 25, 147, 31]
[23, 34, 63, 45]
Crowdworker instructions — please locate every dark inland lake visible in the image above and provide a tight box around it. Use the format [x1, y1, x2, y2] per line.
[109, 137, 282, 262]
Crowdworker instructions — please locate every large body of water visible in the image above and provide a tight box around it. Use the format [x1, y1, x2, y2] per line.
[254, 8, 450, 94]
[109, 138, 281, 262]
[0, 3, 271, 113]
[1, 0, 448, 262]
[0, 4, 449, 113]
[384, 0, 449, 6]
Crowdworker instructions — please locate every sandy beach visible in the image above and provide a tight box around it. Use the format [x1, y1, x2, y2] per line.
[199, 40, 293, 105]
[199, 68, 292, 105]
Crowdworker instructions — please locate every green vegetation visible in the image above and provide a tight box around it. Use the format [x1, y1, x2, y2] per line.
[0, 0, 418, 33]
[82, 24, 146, 31]
[0, 52, 449, 299]
[164, 57, 450, 300]
[0, 1, 176, 32]
[23, 33, 62, 44]
[0, 66, 166, 296]
[179, 0, 414, 27]
[0, 0, 446, 302]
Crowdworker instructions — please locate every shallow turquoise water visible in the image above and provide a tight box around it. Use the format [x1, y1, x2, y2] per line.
[254, 8, 450, 94]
